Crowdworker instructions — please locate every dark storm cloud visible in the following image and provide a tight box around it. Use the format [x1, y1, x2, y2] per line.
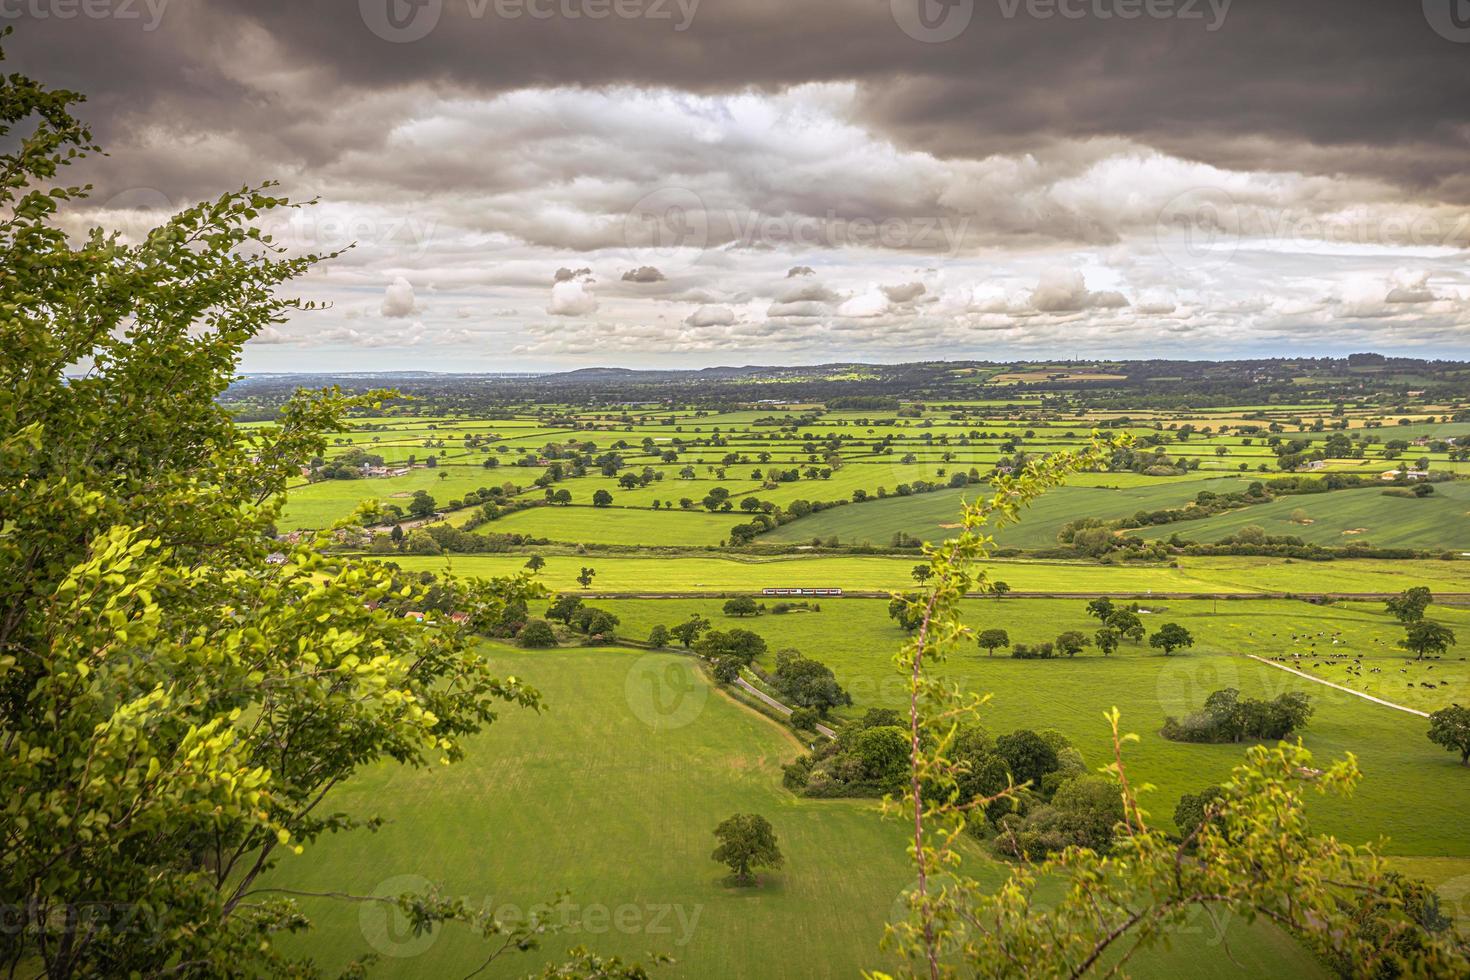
[8, 0, 1468, 195]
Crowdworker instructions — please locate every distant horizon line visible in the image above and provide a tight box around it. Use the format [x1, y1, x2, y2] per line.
[229, 352, 1467, 377]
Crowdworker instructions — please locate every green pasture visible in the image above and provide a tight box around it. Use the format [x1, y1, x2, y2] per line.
[479, 505, 736, 547]
[262, 647, 1324, 979]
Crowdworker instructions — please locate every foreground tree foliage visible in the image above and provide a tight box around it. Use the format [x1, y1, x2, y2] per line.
[0, 48, 647, 979]
[874, 441, 1470, 979]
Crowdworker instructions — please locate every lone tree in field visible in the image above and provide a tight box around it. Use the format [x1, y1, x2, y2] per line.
[1094, 626, 1121, 657]
[1428, 706, 1470, 765]
[592, 488, 614, 507]
[1149, 623, 1194, 656]
[711, 813, 784, 886]
[577, 566, 597, 589]
[912, 564, 932, 585]
[976, 628, 1010, 656]
[1401, 621, 1456, 660]
[523, 554, 546, 574]
[1387, 586, 1434, 624]
[1055, 630, 1091, 657]
[991, 580, 1011, 601]
[723, 596, 760, 617]
[647, 624, 670, 647]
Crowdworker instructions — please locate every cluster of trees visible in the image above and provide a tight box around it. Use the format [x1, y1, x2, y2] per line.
[1388, 587, 1459, 660]
[514, 594, 622, 646]
[308, 446, 386, 480]
[544, 595, 620, 640]
[1162, 688, 1314, 744]
[782, 708, 913, 797]
[782, 716, 1122, 860]
[369, 521, 547, 556]
[766, 649, 851, 716]
[647, 615, 849, 720]
[968, 600, 1185, 658]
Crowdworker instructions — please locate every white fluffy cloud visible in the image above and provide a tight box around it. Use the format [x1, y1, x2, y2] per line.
[685, 305, 737, 327]
[547, 278, 599, 317]
[1028, 269, 1129, 313]
[380, 277, 418, 318]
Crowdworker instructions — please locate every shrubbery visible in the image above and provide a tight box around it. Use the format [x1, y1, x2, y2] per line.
[517, 619, 557, 648]
[1162, 688, 1313, 743]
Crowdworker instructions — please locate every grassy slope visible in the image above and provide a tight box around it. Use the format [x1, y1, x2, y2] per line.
[764, 480, 1255, 549]
[1134, 482, 1470, 551]
[263, 648, 1323, 979]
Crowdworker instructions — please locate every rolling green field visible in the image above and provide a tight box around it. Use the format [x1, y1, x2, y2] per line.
[270, 400, 1470, 976]
[260, 647, 1326, 979]
[1132, 482, 1470, 551]
[762, 478, 1254, 548]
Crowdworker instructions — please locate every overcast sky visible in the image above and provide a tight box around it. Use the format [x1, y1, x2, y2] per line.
[15, 0, 1470, 370]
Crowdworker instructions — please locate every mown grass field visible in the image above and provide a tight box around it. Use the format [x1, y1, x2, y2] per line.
[384, 553, 1470, 596]
[263, 648, 1326, 979]
[482, 505, 737, 546]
